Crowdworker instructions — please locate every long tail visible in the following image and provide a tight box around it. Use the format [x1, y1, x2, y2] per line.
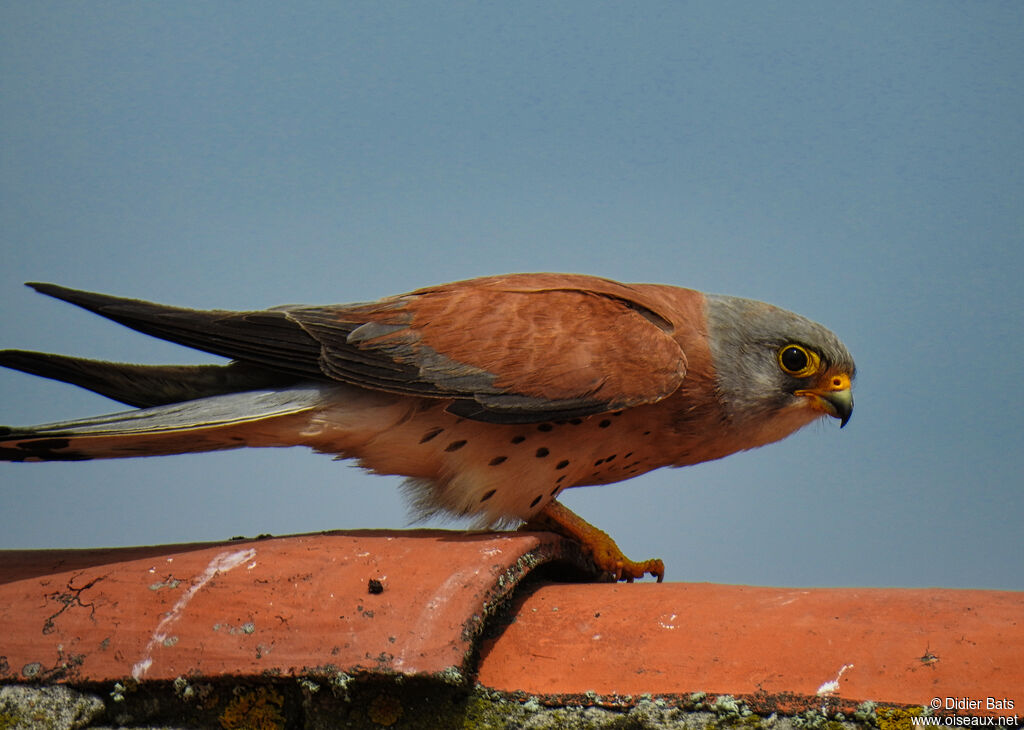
[0, 385, 331, 462]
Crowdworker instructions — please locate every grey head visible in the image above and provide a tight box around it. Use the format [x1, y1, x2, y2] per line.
[704, 294, 855, 434]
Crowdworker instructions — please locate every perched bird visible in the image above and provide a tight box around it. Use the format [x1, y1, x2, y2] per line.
[0, 274, 854, 581]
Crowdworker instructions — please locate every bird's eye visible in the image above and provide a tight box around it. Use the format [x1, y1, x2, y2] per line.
[778, 344, 819, 378]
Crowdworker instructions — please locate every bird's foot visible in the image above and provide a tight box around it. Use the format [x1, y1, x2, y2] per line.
[522, 500, 664, 583]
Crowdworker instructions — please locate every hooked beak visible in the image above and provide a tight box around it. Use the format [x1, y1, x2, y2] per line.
[795, 372, 854, 428]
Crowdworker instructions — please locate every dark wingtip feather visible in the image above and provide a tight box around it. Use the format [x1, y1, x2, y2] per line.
[23, 282, 131, 313]
[15, 284, 330, 383]
[26, 281, 59, 294]
[0, 349, 300, 407]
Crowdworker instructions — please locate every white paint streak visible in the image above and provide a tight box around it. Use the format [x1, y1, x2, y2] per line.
[774, 591, 808, 607]
[658, 613, 678, 630]
[816, 663, 854, 695]
[393, 569, 479, 673]
[131, 548, 256, 680]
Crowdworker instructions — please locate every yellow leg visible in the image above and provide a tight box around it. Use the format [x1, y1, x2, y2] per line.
[523, 500, 664, 582]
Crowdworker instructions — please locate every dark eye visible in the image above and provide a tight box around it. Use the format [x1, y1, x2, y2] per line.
[780, 346, 807, 372]
[778, 344, 819, 377]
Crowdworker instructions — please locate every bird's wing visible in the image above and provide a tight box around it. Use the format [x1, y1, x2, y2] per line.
[0, 350, 296, 408]
[25, 275, 688, 423]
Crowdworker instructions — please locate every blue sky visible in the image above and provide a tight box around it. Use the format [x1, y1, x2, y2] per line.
[2, 2, 1021, 589]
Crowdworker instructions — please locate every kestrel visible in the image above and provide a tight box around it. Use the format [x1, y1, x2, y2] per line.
[0, 274, 854, 581]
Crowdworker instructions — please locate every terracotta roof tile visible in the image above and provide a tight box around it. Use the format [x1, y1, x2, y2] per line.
[1, 531, 1021, 719]
[476, 581, 1024, 715]
[0, 530, 591, 684]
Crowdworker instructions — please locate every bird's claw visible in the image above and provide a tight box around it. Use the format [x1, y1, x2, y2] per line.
[523, 500, 665, 583]
[612, 557, 665, 583]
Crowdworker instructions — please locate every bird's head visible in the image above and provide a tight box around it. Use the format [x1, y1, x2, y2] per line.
[704, 295, 855, 443]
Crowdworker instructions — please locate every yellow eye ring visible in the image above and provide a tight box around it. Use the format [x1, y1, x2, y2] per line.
[777, 344, 820, 378]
